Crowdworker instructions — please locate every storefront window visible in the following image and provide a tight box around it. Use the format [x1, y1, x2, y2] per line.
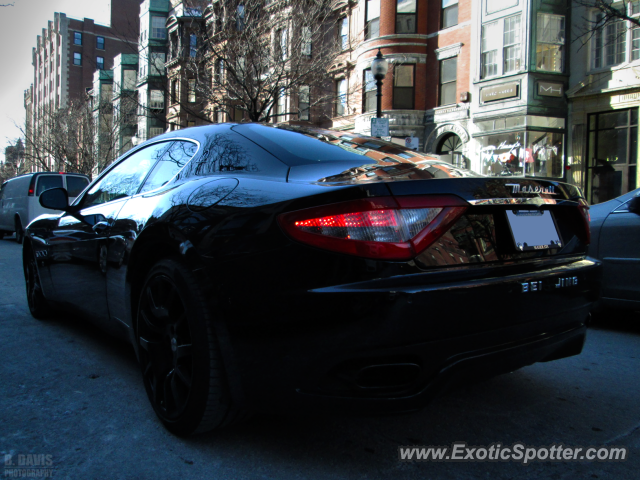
[478, 131, 564, 178]
[587, 108, 638, 204]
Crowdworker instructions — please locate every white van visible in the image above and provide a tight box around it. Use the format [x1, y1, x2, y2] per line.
[0, 172, 90, 243]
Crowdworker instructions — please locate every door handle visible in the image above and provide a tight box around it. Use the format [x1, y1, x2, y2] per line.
[92, 221, 111, 234]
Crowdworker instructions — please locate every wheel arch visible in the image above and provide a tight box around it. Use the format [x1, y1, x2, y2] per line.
[126, 224, 204, 339]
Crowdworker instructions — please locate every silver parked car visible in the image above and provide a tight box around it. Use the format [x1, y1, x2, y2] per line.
[588, 188, 640, 310]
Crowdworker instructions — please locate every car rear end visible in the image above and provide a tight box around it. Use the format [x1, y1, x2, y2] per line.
[201, 125, 600, 415]
[209, 180, 597, 415]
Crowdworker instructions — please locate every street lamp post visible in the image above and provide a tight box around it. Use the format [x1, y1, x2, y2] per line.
[371, 49, 389, 119]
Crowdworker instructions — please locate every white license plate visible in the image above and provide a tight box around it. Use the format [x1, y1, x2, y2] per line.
[506, 210, 562, 251]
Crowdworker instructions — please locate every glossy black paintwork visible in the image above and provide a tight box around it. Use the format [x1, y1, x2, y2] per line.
[24, 123, 601, 413]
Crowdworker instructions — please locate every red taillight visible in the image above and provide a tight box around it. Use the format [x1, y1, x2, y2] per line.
[28, 176, 36, 196]
[278, 196, 468, 260]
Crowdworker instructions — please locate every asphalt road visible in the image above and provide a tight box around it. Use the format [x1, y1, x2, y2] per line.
[1, 234, 639, 480]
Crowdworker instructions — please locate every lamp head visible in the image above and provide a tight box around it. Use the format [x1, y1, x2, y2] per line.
[371, 49, 388, 80]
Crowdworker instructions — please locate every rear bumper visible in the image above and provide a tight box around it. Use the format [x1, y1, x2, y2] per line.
[220, 257, 601, 414]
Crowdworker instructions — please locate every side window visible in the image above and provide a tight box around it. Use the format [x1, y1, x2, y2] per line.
[36, 175, 64, 196]
[184, 130, 286, 178]
[139, 141, 198, 194]
[0, 183, 6, 201]
[65, 176, 90, 197]
[81, 142, 172, 208]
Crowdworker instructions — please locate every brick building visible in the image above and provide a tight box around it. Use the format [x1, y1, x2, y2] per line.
[325, 0, 472, 154]
[24, 0, 140, 171]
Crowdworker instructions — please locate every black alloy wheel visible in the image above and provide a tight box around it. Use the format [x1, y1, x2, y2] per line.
[15, 218, 24, 244]
[24, 248, 50, 319]
[137, 258, 238, 435]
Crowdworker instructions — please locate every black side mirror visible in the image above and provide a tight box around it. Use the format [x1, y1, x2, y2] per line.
[39, 187, 70, 211]
[629, 195, 640, 215]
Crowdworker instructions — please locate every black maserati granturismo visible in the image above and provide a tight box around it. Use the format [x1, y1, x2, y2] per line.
[23, 123, 600, 436]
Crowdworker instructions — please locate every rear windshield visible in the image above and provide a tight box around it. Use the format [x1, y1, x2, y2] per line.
[66, 176, 90, 197]
[232, 124, 379, 166]
[232, 124, 427, 167]
[36, 175, 63, 196]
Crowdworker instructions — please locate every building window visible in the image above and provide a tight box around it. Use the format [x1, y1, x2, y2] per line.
[478, 128, 565, 179]
[339, 17, 349, 50]
[150, 52, 166, 76]
[74, 32, 82, 45]
[73, 52, 82, 66]
[364, 69, 376, 112]
[236, 4, 245, 31]
[536, 13, 565, 72]
[149, 90, 164, 109]
[299, 85, 310, 120]
[96, 36, 105, 50]
[188, 79, 196, 102]
[276, 88, 287, 118]
[593, 20, 626, 68]
[587, 109, 638, 204]
[439, 57, 456, 106]
[393, 64, 414, 109]
[481, 22, 499, 78]
[396, 0, 416, 34]
[302, 26, 312, 56]
[96, 56, 104, 70]
[442, 0, 458, 29]
[366, 0, 380, 40]
[151, 16, 167, 39]
[278, 28, 288, 60]
[170, 79, 178, 104]
[216, 59, 225, 84]
[189, 34, 197, 57]
[503, 15, 521, 73]
[123, 70, 136, 90]
[335, 79, 347, 116]
[149, 127, 164, 138]
[633, 28, 640, 61]
[481, 15, 521, 78]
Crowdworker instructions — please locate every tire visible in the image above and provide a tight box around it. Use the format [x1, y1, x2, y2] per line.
[15, 218, 24, 244]
[136, 258, 241, 436]
[23, 247, 51, 319]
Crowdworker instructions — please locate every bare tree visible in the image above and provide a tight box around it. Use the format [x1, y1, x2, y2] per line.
[170, 0, 341, 123]
[18, 94, 130, 179]
[573, 0, 640, 48]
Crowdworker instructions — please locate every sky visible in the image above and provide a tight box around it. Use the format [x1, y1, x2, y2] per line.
[0, 0, 112, 162]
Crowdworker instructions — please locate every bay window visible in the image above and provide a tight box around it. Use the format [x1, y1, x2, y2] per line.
[393, 64, 414, 109]
[503, 15, 521, 73]
[363, 69, 376, 112]
[366, 0, 380, 40]
[396, 0, 416, 34]
[481, 15, 522, 79]
[536, 13, 565, 73]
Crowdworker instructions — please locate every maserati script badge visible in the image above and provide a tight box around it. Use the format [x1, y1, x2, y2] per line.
[505, 183, 557, 195]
